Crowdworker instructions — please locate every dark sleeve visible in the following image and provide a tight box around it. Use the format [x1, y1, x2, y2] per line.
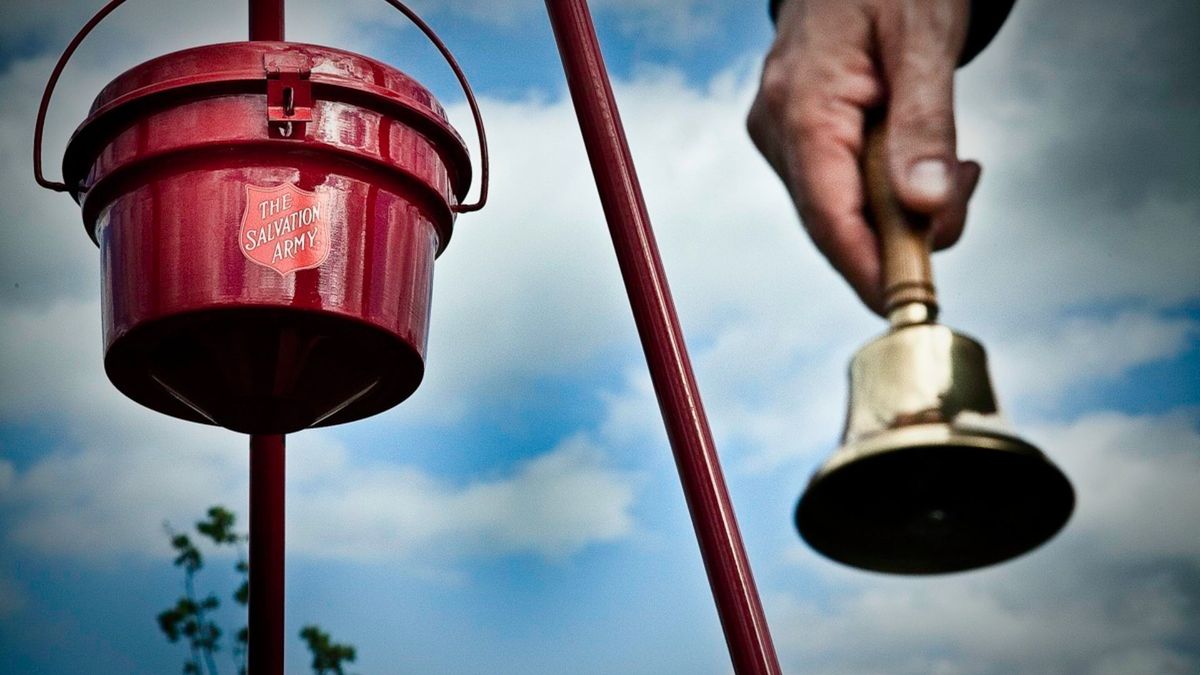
[768, 0, 1017, 67]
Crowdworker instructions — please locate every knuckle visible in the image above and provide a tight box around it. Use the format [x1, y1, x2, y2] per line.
[791, 97, 858, 150]
[745, 97, 763, 133]
[745, 106, 768, 152]
[787, 93, 831, 136]
[752, 64, 843, 145]
[757, 60, 797, 115]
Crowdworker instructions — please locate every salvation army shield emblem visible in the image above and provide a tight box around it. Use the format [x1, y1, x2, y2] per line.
[240, 183, 331, 275]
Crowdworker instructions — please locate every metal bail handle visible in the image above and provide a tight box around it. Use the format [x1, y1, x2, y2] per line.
[379, 0, 489, 213]
[33, 0, 130, 193]
[34, 0, 489, 213]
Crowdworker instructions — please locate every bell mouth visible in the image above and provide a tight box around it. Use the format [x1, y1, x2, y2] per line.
[795, 426, 1074, 574]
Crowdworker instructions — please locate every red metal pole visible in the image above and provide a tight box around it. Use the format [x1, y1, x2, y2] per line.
[249, 0, 284, 41]
[543, 2, 781, 673]
[248, 6, 285, 675]
[248, 433, 286, 675]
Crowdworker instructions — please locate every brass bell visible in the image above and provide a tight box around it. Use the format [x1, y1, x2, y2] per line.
[795, 116, 1074, 574]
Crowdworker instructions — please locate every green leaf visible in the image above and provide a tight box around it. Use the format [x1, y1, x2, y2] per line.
[300, 624, 358, 674]
[172, 546, 202, 572]
[197, 505, 241, 545]
[157, 608, 183, 642]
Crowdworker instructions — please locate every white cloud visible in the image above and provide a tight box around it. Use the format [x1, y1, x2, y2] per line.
[0, 300, 252, 558]
[393, 90, 631, 423]
[990, 312, 1199, 409]
[0, 409, 637, 563]
[940, 188, 1200, 326]
[1089, 647, 1196, 675]
[770, 572, 1197, 675]
[288, 433, 637, 561]
[0, 299, 636, 564]
[948, 0, 1200, 325]
[0, 299, 110, 423]
[596, 343, 853, 475]
[1031, 409, 1200, 561]
[0, 418, 249, 559]
[0, 54, 105, 307]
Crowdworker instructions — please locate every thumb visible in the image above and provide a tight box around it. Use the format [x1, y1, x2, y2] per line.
[877, 2, 969, 214]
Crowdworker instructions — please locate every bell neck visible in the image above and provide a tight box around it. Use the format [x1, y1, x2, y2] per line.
[888, 301, 938, 328]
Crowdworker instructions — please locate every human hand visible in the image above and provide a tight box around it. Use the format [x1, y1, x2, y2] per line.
[747, 0, 981, 314]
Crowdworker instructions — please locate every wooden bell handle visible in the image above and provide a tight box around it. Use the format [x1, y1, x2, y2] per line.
[863, 112, 939, 317]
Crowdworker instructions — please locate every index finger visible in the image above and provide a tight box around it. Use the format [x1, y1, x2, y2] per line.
[790, 102, 885, 314]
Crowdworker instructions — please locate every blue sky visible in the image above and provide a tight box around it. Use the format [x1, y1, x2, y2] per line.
[1, 0, 1198, 673]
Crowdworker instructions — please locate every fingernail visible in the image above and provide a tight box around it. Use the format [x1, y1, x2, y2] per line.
[908, 160, 950, 202]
